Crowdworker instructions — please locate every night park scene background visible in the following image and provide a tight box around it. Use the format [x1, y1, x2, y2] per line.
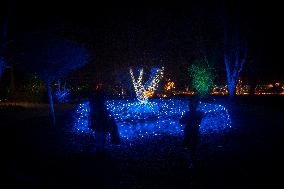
[1, 0, 283, 188]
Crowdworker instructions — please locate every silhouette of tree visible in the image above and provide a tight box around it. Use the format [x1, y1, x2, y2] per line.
[10, 32, 90, 125]
[0, 2, 11, 81]
[224, 29, 247, 97]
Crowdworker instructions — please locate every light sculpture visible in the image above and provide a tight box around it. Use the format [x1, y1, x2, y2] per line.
[130, 67, 164, 103]
[73, 99, 232, 140]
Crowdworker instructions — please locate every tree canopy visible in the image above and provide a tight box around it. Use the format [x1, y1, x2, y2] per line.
[188, 56, 215, 97]
[9, 32, 90, 82]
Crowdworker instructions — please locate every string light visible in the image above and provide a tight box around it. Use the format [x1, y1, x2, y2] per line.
[130, 68, 148, 103]
[164, 80, 175, 91]
[189, 61, 214, 97]
[189, 64, 213, 96]
[145, 67, 164, 96]
[130, 67, 164, 103]
[54, 88, 70, 103]
[72, 99, 232, 141]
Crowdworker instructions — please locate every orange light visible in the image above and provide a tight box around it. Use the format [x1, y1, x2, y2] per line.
[164, 81, 175, 91]
[145, 90, 154, 97]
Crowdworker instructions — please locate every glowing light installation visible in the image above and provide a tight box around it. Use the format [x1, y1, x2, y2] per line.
[145, 67, 164, 95]
[73, 101, 92, 134]
[54, 88, 70, 103]
[164, 80, 175, 91]
[73, 99, 231, 140]
[130, 67, 164, 103]
[0, 57, 6, 80]
[129, 68, 147, 103]
[189, 57, 214, 97]
[224, 31, 248, 96]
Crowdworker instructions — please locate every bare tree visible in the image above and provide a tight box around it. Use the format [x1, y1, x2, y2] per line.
[0, 57, 5, 80]
[1, 0, 15, 91]
[0, 9, 9, 80]
[11, 32, 90, 126]
[224, 29, 248, 96]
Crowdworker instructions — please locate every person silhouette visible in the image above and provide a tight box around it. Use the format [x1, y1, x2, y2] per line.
[88, 85, 120, 154]
[180, 97, 204, 169]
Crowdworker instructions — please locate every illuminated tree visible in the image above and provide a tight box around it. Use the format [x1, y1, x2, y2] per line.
[0, 12, 9, 81]
[130, 67, 164, 103]
[0, 57, 5, 80]
[130, 68, 147, 103]
[54, 79, 70, 103]
[0, 0, 15, 82]
[189, 57, 215, 97]
[145, 67, 165, 95]
[11, 33, 90, 125]
[224, 30, 248, 97]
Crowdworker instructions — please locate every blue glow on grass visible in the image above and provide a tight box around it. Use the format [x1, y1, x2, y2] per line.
[73, 101, 92, 134]
[72, 99, 231, 140]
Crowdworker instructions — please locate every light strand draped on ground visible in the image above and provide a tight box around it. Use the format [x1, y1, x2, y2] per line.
[73, 99, 231, 140]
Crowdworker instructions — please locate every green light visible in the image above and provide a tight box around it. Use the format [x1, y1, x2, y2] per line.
[188, 57, 215, 97]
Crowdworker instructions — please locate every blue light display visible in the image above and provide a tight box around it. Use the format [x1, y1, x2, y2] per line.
[54, 88, 70, 103]
[72, 99, 231, 140]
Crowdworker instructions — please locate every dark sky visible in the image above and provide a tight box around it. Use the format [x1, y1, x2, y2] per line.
[2, 0, 283, 82]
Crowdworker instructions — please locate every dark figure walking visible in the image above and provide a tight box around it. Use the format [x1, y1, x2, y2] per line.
[180, 97, 204, 168]
[89, 87, 120, 154]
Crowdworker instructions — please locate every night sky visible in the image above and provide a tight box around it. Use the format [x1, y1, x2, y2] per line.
[1, 0, 283, 83]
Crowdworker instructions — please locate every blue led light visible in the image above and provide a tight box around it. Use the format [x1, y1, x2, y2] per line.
[73, 101, 93, 134]
[54, 88, 70, 103]
[72, 99, 232, 140]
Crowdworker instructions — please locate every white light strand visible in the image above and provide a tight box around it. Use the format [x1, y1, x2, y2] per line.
[130, 67, 164, 103]
[130, 68, 148, 103]
[146, 67, 164, 92]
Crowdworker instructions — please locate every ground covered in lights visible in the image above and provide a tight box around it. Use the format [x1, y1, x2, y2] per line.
[1, 96, 283, 188]
[73, 99, 231, 141]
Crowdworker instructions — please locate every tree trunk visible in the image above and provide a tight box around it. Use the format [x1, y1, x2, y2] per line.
[228, 82, 237, 97]
[47, 82, 55, 126]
